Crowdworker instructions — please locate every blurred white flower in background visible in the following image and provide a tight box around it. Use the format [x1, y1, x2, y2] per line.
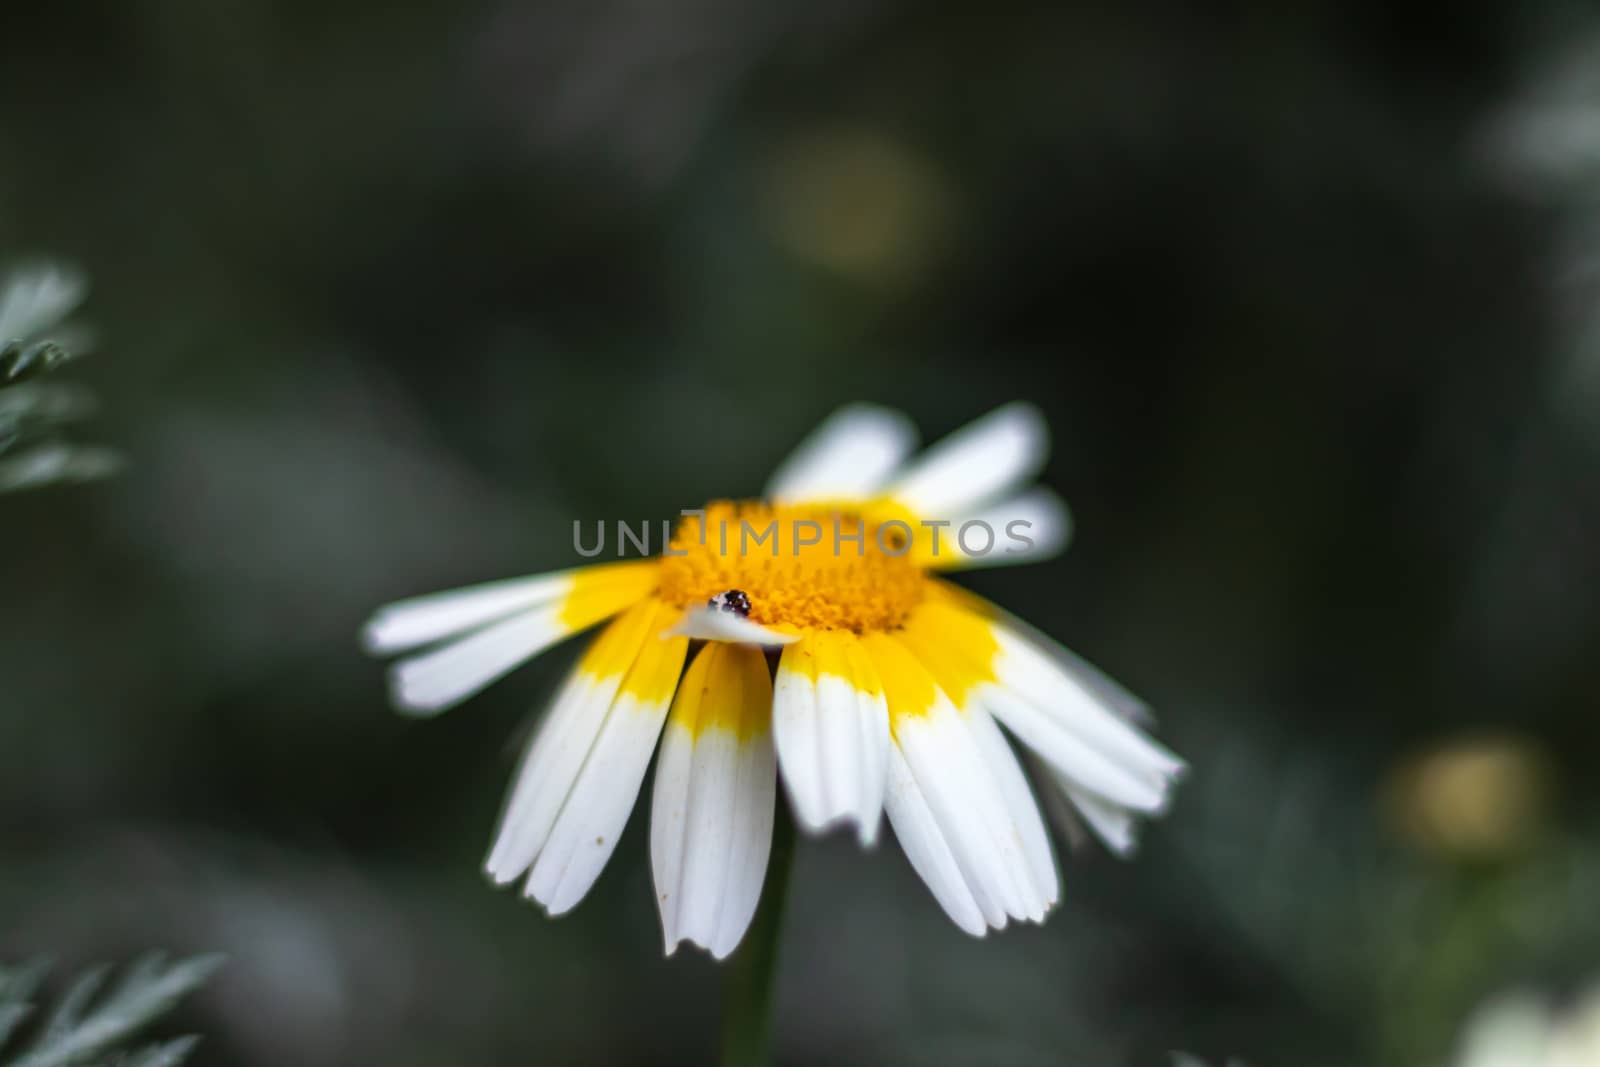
[1453, 984, 1600, 1067]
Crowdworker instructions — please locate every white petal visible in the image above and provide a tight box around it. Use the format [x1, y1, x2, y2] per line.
[486, 672, 621, 883]
[362, 570, 577, 654]
[1062, 783, 1141, 858]
[893, 694, 1038, 928]
[992, 626, 1185, 785]
[652, 724, 776, 959]
[651, 642, 777, 959]
[522, 687, 673, 915]
[929, 488, 1073, 570]
[772, 635, 890, 845]
[964, 708, 1058, 911]
[486, 604, 686, 910]
[886, 402, 1048, 518]
[1035, 636, 1155, 726]
[981, 684, 1172, 812]
[897, 591, 1181, 817]
[934, 583, 1154, 726]
[515, 618, 687, 914]
[375, 561, 659, 714]
[986, 603, 1154, 726]
[815, 674, 889, 846]
[386, 604, 572, 715]
[666, 606, 800, 646]
[486, 603, 661, 881]
[765, 403, 918, 504]
[650, 723, 694, 940]
[883, 744, 986, 937]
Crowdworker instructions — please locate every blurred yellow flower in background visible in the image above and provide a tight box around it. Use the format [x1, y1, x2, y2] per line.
[1382, 734, 1552, 862]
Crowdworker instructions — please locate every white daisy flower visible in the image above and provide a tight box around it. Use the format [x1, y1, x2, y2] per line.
[362, 402, 1186, 958]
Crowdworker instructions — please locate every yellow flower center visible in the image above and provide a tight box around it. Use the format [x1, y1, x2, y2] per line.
[658, 500, 926, 634]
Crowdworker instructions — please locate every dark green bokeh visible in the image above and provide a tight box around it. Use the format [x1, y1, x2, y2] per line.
[3, 3, 1598, 1065]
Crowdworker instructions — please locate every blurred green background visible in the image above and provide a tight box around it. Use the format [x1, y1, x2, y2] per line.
[4, 2, 1600, 1065]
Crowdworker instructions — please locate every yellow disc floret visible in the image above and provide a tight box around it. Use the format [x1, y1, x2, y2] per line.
[658, 500, 926, 634]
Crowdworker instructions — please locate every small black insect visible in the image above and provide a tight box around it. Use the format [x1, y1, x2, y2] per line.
[708, 589, 752, 618]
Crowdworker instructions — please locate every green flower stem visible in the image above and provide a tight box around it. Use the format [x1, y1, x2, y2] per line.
[719, 810, 797, 1067]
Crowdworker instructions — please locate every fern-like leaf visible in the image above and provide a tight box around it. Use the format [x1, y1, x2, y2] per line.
[0, 262, 119, 491]
[94, 1036, 201, 1067]
[0, 955, 222, 1067]
[0, 264, 85, 349]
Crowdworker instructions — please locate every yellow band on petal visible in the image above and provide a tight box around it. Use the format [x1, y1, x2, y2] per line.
[859, 632, 939, 721]
[576, 597, 662, 681]
[558, 559, 662, 632]
[670, 642, 773, 740]
[895, 598, 1001, 707]
[617, 600, 690, 705]
[785, 628, 884, 698]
